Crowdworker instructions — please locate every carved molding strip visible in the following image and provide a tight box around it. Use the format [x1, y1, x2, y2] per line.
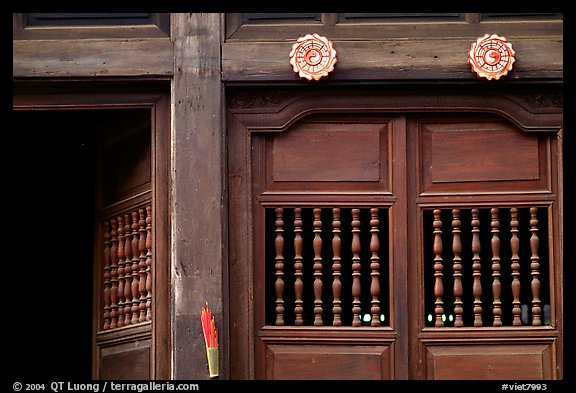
[228, 89, 562, 134]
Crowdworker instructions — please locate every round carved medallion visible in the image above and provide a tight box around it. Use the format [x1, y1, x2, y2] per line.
[289, 34, 337, 81]
[468, 34, 516, 80]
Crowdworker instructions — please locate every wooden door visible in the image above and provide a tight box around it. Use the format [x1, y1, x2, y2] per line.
[12, 88, 172, 380]
[227, 88, 563, 380]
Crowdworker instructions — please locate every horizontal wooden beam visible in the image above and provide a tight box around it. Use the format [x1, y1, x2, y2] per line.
[222, 37, 563, 82]
[13, 39, 174, 78]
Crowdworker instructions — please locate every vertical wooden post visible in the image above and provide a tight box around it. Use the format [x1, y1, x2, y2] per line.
[172, 13, 225, 379]
[102, 220, 111, 330]
[145, 205, 153, 322]
[433, 209, 444, 327]
[452, 209, 463, 327]
[293, 208, 304, 326]
[332, 208, 342, 326]
[131, 211, 141, 325]
[351, 208, 362, 327]
[138, 208, 148, 323]
[109, 219, 119, 329]
[313, 208, 323, 326]
[369, 208, 381, 327]
[491, 208, 502, 327]
[471, 208, 483, 327]
[530, 207, 542, 326]
[123, 214, 133, 325]
[510, 208, 522, 326]
[274, 208, 285, 326]
[117, 216, 126, 327]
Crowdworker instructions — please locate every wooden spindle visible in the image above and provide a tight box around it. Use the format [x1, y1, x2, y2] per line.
[130, 211, 141, 325]
[123, 214, 133, 325]
[116, 216, 126, 327]
[471, 209, 483, 327]
[293, 208, 304, 326]
[452, 209, 463, 327]
[145, 205, 153, 321]
[369, 208, 381, 327]
[138, 208, 148, 323]
[530, 207, 542, 326]
[274, 208, 285, 326]
[351, 208, 362, 327]
[332, 208, 342, 326]
[510, 208, 521, 326]
[102, 220, 111, 330]
[313, 208, 323, 326]
[109, 219, 119, 329]
[433, 209, 444, 327]
[491, 208, 502, 327]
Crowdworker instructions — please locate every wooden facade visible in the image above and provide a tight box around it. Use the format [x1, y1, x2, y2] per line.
[11, 13, 566, 381]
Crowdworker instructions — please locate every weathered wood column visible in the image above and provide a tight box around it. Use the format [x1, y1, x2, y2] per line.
[171, 13, 226, 379]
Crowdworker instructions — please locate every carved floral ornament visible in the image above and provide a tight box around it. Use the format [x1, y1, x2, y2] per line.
[289, 34, 337, 81]
[468, 34, 516, 80]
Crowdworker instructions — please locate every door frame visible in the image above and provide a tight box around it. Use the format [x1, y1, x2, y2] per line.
[12, 82, 172, 380]
[226, 85, 563, 379]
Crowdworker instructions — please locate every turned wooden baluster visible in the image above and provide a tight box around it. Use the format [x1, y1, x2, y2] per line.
[102, 220, 112, 330]
[433, 209, 444, 327]
[530, 207, 542, 326]
[123, 214, 133, 325]
[116, 216, 126, 327]
[491, 208, 502, 326]
[145, 206, 153, 321]
[313, 208, 323, 326]
[370, 208, 381, 327]
[293, 208, 304, 326]
[138, 208, 148, 323]
[351, 208, 362, 327]
[471, 209, 483, 327]
[130, 211, 141, 325]
[274, 208, 285, 326]
[452, 209, 463, 327]
[510, 208, 522, 326]
[332, 208, 342, 326]
[109, 219, 119, 329]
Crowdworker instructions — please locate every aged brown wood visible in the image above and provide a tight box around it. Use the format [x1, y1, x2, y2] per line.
[293, 208, 304, 326]
[274, 208, 285, 326]
[13, 39, 173, 79]
[138, 208, 147, 323]
[433, 209, 444, 327]
[226, 88, 563, 380]
[491, 208, 503, 327]
[452, 209, 463, 327]
[369, 208, 381, 327]
[131, 211, 141, 325]
[117, 216, 126, 327]
[12, 89, 171, 380]
[332, 208, 342, 326]
[351, 208, 362, 327]
[471, 209, 483, 327]
[145, 206, 152, 322]
[123, 214, 134, 325]
[530, 207, 542, 326]
[103, 221, 112, 330]
[109, 219, 119, 330]
[313, 208, 323, 326]
[510, 208, 522, 326]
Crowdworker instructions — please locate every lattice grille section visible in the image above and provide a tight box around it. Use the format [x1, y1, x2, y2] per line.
[423, 207, 550, 327]
[101, 206, 153, 330]
[265, 207, 389, 327]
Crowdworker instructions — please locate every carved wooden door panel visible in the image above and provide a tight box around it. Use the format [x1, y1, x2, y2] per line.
[93, 110, 154, 379]
[227, 89, 563, 380]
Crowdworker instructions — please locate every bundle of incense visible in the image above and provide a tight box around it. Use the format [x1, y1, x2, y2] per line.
[200, 302, 218, 348]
